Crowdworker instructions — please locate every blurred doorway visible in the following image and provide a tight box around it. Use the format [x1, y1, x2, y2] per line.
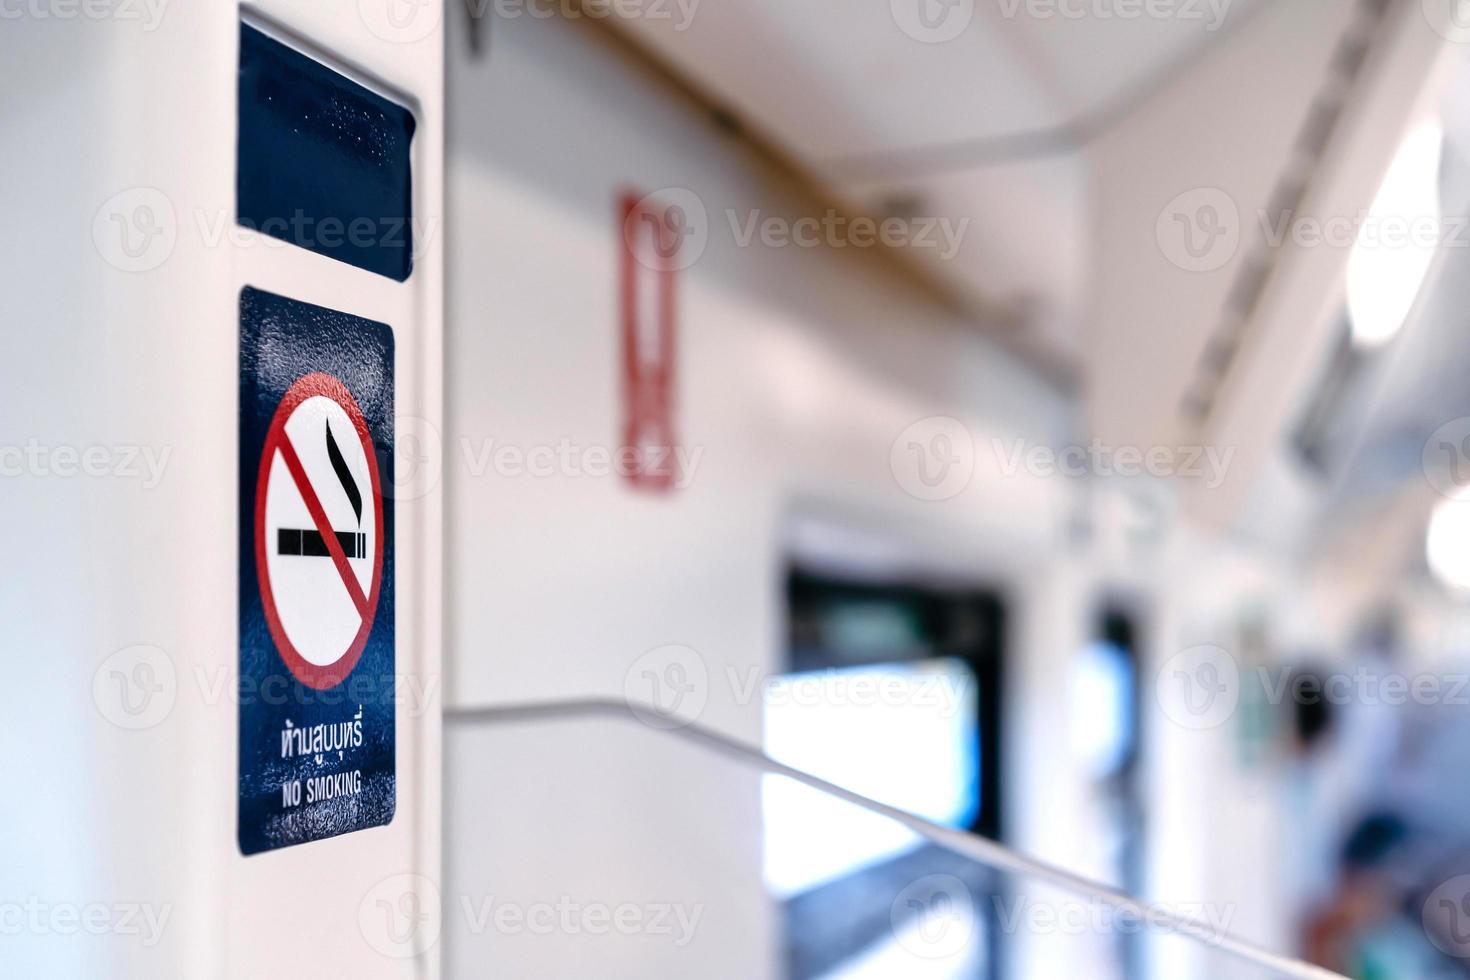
[766, 569, 1006, 979]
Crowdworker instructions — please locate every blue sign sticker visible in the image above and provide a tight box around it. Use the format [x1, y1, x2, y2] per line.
[239, 286, 396, 855]
[238, 22, 417, 282]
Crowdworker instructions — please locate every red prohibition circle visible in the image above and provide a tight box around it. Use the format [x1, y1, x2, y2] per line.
[255, 372, 385, 691]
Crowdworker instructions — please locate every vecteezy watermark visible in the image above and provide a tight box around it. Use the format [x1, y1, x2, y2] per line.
[891, 0, 976, 43]
[1157, 186, 1466, 272]
[389, 415, 445, 504]
[897, 880, 1237, 954]
[995, 0, 1233, 30]
[358, 875, 705, 958]
[726, 209, 970, 262]
[93, 646, 178, 731]
[459, 895, 705, 947]
[1258, 209, 1466, 252]
[624, 189, 971, 272]
[991, 895, 1237, 944]
[1423, 418, 1470, 502]
[460, 437, 706, 491]
[622, 646, 975, 728]
[93, 188, 177, 273]
[465, 0, 702, 31]
[357, 0, 441, 44]
[0, 0, 169, 29]
[1423, 0, 1470, 44]
[1256, 668, 1470, 708]
[93, 654, 441, 731]
[625, 188, 709, 273]
[730, 666, 973, 718]
[992, 438, 1235, 489]
[92, 189, 442, 273]
[624, 644, 710, 730]
[0, 441, 171, 488]
[891, 875, 977, 960]
[189, 666, 442, 718]
[360, 874, 443, 959]
[891, 417, 976, 502]
[0, 899, 172, 947]
[1156, 187, 1241, 273]
[324, 424, 700, 499]
[1424, 874, 1470, 958]
[1155, 645, 1240, 731]
[1155, 647, 1470, 730]
[196, 209, 441, 261]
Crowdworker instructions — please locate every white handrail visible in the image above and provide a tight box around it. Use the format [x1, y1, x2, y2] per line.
[447, 697, 1348, 980]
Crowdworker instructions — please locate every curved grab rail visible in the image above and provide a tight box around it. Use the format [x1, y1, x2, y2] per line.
[447, 697, 1347, 980]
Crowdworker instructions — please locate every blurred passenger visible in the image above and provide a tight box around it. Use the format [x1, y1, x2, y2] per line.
[1297, 616, 1470, 977]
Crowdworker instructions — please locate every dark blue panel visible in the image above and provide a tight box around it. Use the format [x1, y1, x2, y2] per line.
[239, 286, 396, 855]
[238, 24, 416, 282]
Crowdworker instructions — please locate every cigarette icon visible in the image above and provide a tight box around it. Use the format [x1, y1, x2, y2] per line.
[277, 528, 368, 559]
[276, 419, 369, 560]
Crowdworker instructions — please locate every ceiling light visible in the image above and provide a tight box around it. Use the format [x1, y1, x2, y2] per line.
[1347, 123, 1444, 348]
[1427, 497, 1470, 592]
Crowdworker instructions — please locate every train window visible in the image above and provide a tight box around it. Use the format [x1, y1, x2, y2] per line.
[769, 569, 1005, 980]
[764, 658, 981, 899]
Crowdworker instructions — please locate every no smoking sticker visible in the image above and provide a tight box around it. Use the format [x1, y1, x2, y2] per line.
[257, 372, 384, 690]
[239, 287, 396, 855]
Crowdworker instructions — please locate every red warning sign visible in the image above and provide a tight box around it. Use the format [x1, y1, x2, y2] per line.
[254, 372, 385, 690]
[620, 190, 680, 493]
